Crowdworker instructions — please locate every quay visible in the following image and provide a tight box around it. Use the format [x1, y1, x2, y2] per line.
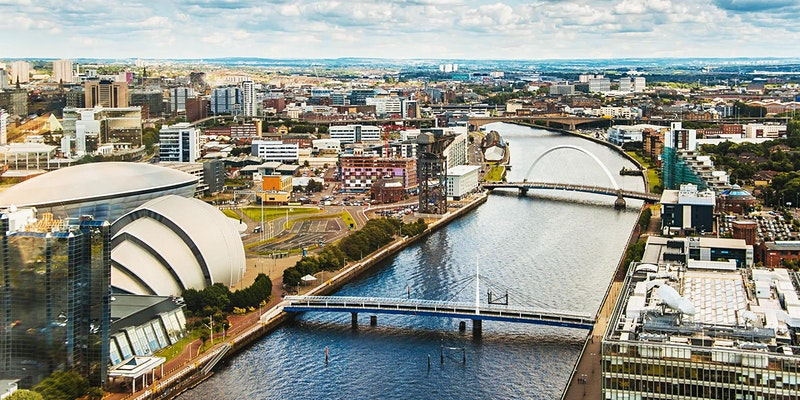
[119, 192, 489, 400]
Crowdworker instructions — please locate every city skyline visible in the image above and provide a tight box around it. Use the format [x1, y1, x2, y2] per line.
[1, 0, 800, 60]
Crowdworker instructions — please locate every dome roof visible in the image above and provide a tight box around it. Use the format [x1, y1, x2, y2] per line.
[110, 195, 245, 296]
[0, 162, 197, 206]
[0, 162, 198, 222]
[721, 184, 754, 198]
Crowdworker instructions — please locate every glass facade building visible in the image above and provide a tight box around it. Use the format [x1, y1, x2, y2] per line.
[0, 210, 110, 388]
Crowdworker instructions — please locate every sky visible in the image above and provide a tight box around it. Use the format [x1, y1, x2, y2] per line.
[1, 0, 800, 60]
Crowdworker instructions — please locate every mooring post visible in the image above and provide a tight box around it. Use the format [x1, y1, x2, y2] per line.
[351, 312, 358, 329]
[325, 346, 329, 365]
[370, 315, 377, 326]
[427, 354, 431, 370]
[440, 344, 444, 364]
[459, 321, 466, 332]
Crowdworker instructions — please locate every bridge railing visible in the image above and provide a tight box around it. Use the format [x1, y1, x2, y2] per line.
[284, 295, 593, 321]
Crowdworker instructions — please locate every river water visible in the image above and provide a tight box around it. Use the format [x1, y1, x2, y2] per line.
[180, 123, 645, 399]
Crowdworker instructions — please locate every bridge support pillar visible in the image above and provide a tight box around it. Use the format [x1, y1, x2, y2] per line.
[614, 191, 626, 209]
[459, 321, 466, 332]
[370, 315, 377, 326]
[569, 123, 576, 131]
[519, 188, 528, 196]
[351, 312, 358, 329]
[472, 319, 482, 338]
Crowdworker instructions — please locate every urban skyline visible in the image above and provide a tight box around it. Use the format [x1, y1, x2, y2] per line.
[2, 0, 800, 60]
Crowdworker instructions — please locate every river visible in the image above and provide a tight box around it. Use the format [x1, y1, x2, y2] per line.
[180, 123, 645, 399]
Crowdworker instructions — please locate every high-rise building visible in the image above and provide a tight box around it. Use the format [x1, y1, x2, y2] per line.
[10, 61, 30, 84]
[633, 76, 646, 92]
[550, 84, 575, 95]
[85, 80, 129, 108]
[329, 125, 381, 144]
[0, 90, 28, 117]
[62, 107, 143, 155]
[589, 77, 611, 93]
[159, 123, 199, 162]
[210, 86, 241, 115]
[619, 76, 632, 92]
[250, 140, 299, 162]
[169, 87, 194, 114]
[52, 59, 73, 84]
[0, 69, 9, 90]
[242, 80, 256, 117]
[130, 89, 164, 119]
[0, 207, 110, 387]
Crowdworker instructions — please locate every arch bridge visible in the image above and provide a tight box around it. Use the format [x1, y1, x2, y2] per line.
[483, 145, 658, 205]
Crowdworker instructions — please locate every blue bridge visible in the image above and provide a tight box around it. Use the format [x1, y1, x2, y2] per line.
[283, 295, 596, 334]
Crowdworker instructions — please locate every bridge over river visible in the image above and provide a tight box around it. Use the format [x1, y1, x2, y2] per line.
[283, 295, 596, 335]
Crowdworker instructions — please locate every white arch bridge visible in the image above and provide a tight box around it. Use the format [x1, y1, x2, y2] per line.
[483, 144, 659, 204]
[283, 295, 595, 335]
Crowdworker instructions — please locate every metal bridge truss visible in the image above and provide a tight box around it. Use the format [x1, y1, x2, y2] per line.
[283, 295, 595, 330]
[482, 181, 660, 203]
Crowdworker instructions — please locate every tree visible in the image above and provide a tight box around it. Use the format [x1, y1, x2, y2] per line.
[33, 370, 89, 400]
[7, 390, 44, 400]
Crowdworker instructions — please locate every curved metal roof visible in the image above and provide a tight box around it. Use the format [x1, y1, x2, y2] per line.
[0, 162, 198, 207]
[111, 195, 246, 296]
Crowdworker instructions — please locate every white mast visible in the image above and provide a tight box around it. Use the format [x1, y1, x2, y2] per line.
[475, 257, 480, 314]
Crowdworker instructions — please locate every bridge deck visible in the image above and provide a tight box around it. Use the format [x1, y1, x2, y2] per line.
[284, 296, 595, 330]
[482, 181, 660, 202]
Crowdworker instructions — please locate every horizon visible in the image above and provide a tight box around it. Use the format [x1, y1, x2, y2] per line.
[2, 1, 800, 60]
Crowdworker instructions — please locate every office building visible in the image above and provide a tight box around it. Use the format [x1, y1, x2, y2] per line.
[589, 77, 611, 93]
[169, 87, 193, 114]
[130, 90, 164, 119]
[52, 59, 73, 84]
[251, 140, 299, 163]
[603, 259, 800, 399]
[633, 76, 646, 92]
[202, 159, 225, 194]
[0, 69, 9, 90]
[159, 123, 199, 162]
[242, 80, 256, 117]
[660, 183, 715, 235]
[0, 109, 6, 145]
[349, 89, 377, 106]
[339, 155, 417, 192]
[10, 61, 29, 84]
[0, 90, 27, 117]
[446, 165, 480, 200]
[210, 86, 241, 115]
[550, 84, 575, 95]
[0, 207, 110, 387]
[366, 97, 402, 117]
[641, 236, 753, 268]
[329, 125, 381, 144]
[619, 76, 632, 92]
[62, 107, 143, 154]
[85, 80, 129, 108]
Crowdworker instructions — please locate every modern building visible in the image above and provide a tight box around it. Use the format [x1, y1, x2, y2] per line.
[366, 97, 402, 117]
[603, 260, 800, 399]
[169, 87, 193, 115]
[0, 69, 9, 90]
[155, 162, 207, 197]
[633, 76, 646, 92]
[129, 89, 164, 119]
[260, 174, 293, 192]
[85, 80, 129, 108]
[10, 61, 29, 84]
[0, 143, 58, 170]
[0, 108, 7, 145]
[329, 125, 381, 144]
[110, 195, 246, 296]
[619, 76, 632, 92]
[0, 207, 111, 387]
[339, 155, 417, 192]
[159, 123, 199, 162]
[660, 183, 715, 235]
[550, 84, 575, 95]
[52, 59, 73, 84]
[202, 159, 225, 195]
[607, 124, 666, 146]
[0, 90, 27, 117]
[210, 86, 242, 115]
[744, 123, 787, 139]
[588, 77, 611, 93]
[242, 80, 257, 117]
[446, 165, 480, 200]
[251, 140, 299, 163]
[61, 107, 143, 155]
[718, 184, 758, 214]
[0, 162, 198, 222]
[641, 236, 753, 268]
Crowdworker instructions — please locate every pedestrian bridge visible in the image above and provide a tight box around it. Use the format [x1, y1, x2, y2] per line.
[283, 295, 595, 331]
[482, 181, 660, 203]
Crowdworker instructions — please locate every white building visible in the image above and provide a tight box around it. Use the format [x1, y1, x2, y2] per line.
[0, 69, 9, 90]
[159, 122, 199, 162]
[366, 97, 402, 117]
[329, 125, 381, 144]
[619, 76, 632, 92]
[446, 165, 480, 200]
[633, 76, 646, 92]
[744, 123, 787, 139]
[550, 84, 575, 95]
[10, 61, 30, 84]
[242, 80, 257, 117]
[312, 138, 341, 153]
[589, 77, 611, 93]
[606, 124, 666, 146]
[251, 140, 299, 162]
[52, 59, 73, 84]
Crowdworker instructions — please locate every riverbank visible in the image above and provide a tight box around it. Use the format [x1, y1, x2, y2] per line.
[122, 192, 489, 400]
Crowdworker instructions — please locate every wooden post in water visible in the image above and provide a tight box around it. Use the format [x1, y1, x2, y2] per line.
[370, 315, 377, 326]
[351, 312, 358, 329]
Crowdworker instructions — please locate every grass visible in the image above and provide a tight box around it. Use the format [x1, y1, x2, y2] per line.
[222, 209, 240, 219]
[340, 211, 356, 229]
[240, 206, 320, 221]
[626, 151, 662, 193]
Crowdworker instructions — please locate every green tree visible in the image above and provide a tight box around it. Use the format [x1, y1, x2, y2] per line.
[33, 370, 89, 400]
[7, 390, 45, 400]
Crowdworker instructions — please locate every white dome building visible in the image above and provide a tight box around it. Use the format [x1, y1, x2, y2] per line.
[0, 162, 198, 222]
[111, 195, 246, 296]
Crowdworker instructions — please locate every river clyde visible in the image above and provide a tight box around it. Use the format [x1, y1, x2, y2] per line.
[180, 123, 646, 399]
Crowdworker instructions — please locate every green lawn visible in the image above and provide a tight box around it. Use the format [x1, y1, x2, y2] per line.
[626, 151, 662, 193]
[240, 206, 320, 221]
[222, 209, 240, 219]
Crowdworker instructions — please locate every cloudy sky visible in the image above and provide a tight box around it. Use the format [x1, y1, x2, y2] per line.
[1, 0, 799, 60]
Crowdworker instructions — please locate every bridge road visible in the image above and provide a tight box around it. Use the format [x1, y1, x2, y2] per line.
[562, 280, 624, 400]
